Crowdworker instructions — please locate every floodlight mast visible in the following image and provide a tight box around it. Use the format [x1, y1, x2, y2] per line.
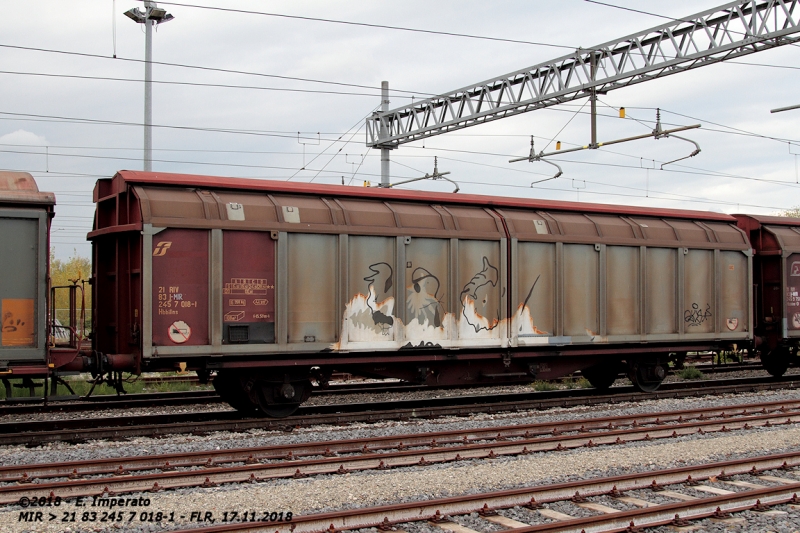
[366, 0, 800, 152]
[124, 1, 174, 172]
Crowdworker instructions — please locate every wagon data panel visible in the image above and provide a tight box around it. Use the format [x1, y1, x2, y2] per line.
[151, 229, 209, 346]
[222, 231, 275, 344]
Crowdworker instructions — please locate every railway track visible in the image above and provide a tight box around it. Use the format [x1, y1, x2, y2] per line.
[170, 450, 800, 533]
[1, 375, 799, 446]
[0, 361, 776, 416]
[1, 398, 798, 505]
[131, 362, 764, 385]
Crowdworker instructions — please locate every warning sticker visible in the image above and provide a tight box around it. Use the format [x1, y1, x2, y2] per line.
[168, 320, 192, 344]
[2, 298, 35, 347]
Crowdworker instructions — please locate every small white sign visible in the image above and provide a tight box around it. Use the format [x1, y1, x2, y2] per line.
[168, 320, 191, 343]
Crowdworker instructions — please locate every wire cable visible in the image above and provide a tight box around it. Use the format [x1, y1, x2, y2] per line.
[0, 69, 411, 98]
[0, 43, 431, 97]
[146, 2, 575, 49]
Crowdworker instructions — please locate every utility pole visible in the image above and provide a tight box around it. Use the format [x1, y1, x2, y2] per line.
[124, 1, 174, 172]
[380, 81, 390, 187]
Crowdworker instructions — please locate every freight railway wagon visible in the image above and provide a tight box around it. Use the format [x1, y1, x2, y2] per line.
[0, 173, 54, 391]
[81, 170, 755, 416]
[735, 214, 800, 376]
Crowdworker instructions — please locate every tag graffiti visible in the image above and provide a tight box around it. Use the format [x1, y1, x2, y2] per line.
[684, 302, 712, 327]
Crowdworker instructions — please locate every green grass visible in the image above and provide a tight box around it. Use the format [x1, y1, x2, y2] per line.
[677, 365, 704, 380]
[532, 380, 558, 391]
[714, 350, 743, 364]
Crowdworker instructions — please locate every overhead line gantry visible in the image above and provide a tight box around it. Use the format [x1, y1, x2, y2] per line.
[367, 0, 800, 186]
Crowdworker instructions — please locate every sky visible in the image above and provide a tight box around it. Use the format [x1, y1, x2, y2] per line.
[1, 0, 799, 259]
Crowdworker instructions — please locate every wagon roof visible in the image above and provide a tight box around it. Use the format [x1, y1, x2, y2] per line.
[109, 170, 736, 223]
[0, 171, 55, 206]
[733, 213, 800, 227]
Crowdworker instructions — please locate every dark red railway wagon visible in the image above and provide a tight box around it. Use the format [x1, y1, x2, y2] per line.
[90, 171, 752, 415]
[734, 214, 800, 375]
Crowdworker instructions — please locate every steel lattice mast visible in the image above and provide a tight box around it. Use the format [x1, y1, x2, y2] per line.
[366, 0, 800, 150]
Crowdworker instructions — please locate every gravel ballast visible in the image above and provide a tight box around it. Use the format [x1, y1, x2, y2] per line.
[2, 415, 800, 531]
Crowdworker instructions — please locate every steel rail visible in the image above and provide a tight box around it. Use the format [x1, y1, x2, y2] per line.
[2, 397, 796, 484]
[165, 452, 800, 532]
[1, 376, 798, 446]
[3, 403, 800, 504]
[0, 362, 769, 415]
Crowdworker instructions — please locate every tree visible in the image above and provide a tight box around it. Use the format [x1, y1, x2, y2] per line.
[781, 207, 800, 218]
[49, 250, 92, 336]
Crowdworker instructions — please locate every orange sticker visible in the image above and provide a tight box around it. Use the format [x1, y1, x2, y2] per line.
[2, 299, 35, 347]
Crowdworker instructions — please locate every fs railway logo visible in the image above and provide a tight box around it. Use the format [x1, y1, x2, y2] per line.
[792, 261, 800, 277]
[153, 242, 172, 257]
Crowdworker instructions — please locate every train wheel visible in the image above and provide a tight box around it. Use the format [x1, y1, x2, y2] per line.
[212, 372, 259, 414]
[761, 347, 791, 377]
[627, 358, 666, 392]
[581, 364, 619, 390]
[255, 380, 311, 418]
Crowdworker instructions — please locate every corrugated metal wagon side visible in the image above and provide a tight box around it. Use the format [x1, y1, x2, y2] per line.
[89, 170, 753, 416]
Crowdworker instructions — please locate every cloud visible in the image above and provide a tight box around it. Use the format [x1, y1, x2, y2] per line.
[0, 129, 48, 146]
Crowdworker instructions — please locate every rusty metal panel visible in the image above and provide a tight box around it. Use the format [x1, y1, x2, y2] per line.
[269, 195, 334, 225]
[769, 226, 800, 253]
[214, 191, 279, 224]
[345, 236, 396, 342]
[145, 188, 207, 220]
[630, 218, 680, 242]
[646, 247, 677, 334]
[607, 246, 640, 335]
[788, 253, 800, 331]
[115, 171, 743, 225]
[0, 172, 55, 206]
[386, 203, 445, 230]
[287, 233, 337, 343]
[514, 242, 555, 340]
[222, 231, 275, 344]
[720, 251, 748, 333]
[670, 221, 713, 244]
[336, 199, 397, 228]
[710, 222, 748, 245]
[591, 216, 637, 239]
[403, 238, 449, 342]
[549, 214, 600, 238]
[683, 249, 715, 334]
[563, 244, 599, 337]
[151, 229, 209, 346]
[457, 240, 503, 341]
[446, 206, 503, 235]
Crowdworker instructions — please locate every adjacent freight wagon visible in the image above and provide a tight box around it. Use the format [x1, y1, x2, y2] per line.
[735, 214, 800, 375]
[0, 172, 54, 387]
[83, 171, 754, 415]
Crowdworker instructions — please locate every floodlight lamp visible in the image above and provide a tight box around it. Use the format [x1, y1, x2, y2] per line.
[124, 8, 147, 23]
[147, 7, 174, 24]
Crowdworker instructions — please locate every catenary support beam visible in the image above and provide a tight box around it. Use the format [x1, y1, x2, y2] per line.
[367, 0, 800, 148]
